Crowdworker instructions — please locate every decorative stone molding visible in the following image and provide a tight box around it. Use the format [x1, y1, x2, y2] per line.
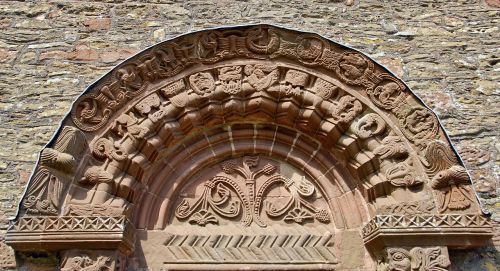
[6, 216, 135, 254]
[5, 24, 492, 270]
[363, 214, 492, 250]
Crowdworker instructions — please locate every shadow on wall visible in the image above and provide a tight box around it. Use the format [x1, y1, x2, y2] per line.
[449, 243, 499, 271]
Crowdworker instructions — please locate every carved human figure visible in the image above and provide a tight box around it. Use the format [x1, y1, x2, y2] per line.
[68, 136, 131, 214]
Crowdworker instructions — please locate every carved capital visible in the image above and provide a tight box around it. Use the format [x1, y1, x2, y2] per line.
[60, 249, 126, 271]
[377, 246, 450, 271]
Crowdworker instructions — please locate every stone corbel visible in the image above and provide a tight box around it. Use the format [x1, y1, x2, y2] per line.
[376, 246, 450, 271]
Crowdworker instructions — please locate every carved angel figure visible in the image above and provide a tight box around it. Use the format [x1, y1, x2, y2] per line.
[23, 127, 85, 215]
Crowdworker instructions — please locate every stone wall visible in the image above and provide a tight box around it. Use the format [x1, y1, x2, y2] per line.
[0, 0, 498, 270]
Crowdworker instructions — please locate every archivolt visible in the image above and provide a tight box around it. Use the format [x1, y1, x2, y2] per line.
[14, 24, 481, 232]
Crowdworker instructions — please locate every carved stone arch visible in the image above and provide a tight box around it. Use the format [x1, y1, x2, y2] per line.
[6, 25, 492, 270]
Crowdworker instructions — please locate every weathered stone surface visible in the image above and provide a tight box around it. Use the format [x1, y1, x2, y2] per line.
[0, 1, 498, 270]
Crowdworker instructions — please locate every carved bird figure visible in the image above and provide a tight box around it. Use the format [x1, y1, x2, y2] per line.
[429, 165, 473, 211]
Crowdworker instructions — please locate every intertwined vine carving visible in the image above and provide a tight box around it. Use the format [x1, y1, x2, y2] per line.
[175, 157, 331, 227]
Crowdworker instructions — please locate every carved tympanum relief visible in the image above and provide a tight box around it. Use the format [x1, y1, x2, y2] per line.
[174, 156, 331, 227]
[7, 25, 490, 271]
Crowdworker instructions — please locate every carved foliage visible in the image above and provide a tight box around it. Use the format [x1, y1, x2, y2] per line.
[379, 246, 450, 271]
[175, 156, 331, 227]
[368, 77, 406, 110]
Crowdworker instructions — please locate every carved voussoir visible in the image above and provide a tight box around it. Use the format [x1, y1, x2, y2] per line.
[6, 216, 135, 254]
[373, 136, 423, 188]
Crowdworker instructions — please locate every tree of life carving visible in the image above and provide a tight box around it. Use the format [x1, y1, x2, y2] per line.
[175, 156, 331, 227]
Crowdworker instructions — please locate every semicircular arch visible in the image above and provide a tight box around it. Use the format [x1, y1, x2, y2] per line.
[6, 24, 491, 271]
